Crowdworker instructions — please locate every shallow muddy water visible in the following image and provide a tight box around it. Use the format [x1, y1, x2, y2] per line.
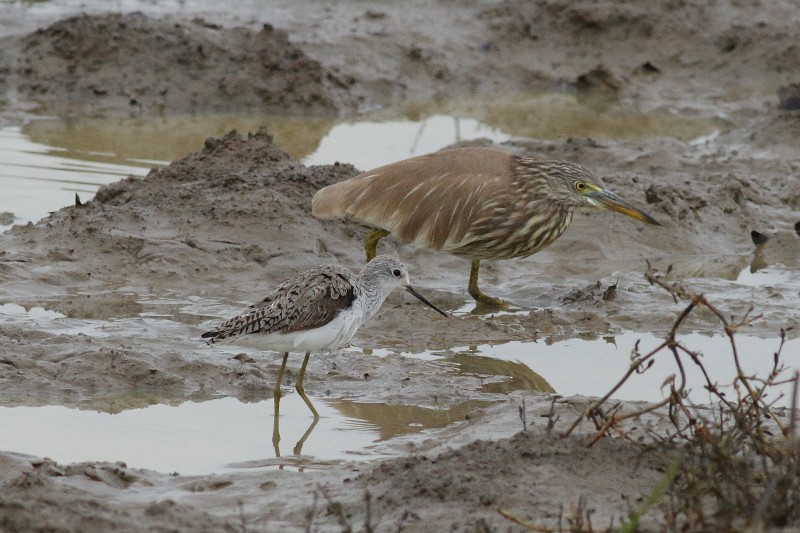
[1, 92, 724, 228]
[0, 394, 501, 475]
[2, 112, 509, 228]
[0, 126, 152, 230]
[427, 333, 800, 407]
[1, 2, 800, 530]
[2, 279, 797, 476]
[0, 92, 797, 476]
[0, 395, 435, 475]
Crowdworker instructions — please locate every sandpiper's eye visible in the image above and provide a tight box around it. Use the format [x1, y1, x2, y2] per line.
[392, 269, 402, 277]
[575, 181, 587, 192]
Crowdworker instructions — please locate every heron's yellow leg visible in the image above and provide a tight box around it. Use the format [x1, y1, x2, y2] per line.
[468, 259, 509, 309]
[364, 229, 390, 261]
[296, 351, 320, 419]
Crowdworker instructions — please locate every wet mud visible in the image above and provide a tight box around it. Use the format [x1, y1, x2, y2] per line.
[1, 12, 348, 117]
[1, 0, 800, 531]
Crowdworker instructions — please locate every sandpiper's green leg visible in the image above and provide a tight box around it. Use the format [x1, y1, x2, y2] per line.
[295, 351, 320, 419]
[272, 352, 289, 457]
[468, 259, 509, 309]
[273, 352, 289, 402]
[365, 229, 390, 262]
[272, 410, 281, 458]
[293, 417, 320, 456]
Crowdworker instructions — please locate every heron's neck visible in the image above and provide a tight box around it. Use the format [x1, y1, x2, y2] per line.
[511, 194, 575, 257]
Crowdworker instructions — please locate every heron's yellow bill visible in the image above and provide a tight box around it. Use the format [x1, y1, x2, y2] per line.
[588, 188, 662, 226]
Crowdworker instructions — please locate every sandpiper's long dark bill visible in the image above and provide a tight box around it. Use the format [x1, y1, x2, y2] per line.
[202, 255, 446, 418]
[405, 285, 448, 317]
[312, 147, 662, 307]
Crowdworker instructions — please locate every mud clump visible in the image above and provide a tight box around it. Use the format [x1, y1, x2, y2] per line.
[0, 454, 235, 532]
[778, 82, 800, 111]
[355, 431, 665, 530]
[750, 221, 800, 272]
[10, 13, 343, 117]
[2, 128, 360, 292]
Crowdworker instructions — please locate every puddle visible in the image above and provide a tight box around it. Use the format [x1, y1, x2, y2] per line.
[419, 332, 800, 408]
[0, 126, 153, 230]
[0, 300, 499, 474]
[736, 264, 800, 287]
[0, 396, 375, 475]
[329, 398, 494, 442]
[1, 113, 509, 230]
[300, 113, 510, 170]
[0, 93, 782, 477]
[2, 92, 724, 229]
[1, 294, 797, 474]
[22, 114, 335, 168]
[4, 289, 798, 413]
[403, 92, 725, 143]
[0, 394, 498, 475]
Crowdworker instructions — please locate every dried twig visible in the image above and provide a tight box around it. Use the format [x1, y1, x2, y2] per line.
[564, 267, 789, 441]
[505, 267, 799, 531]
[497, 509, 560, 532]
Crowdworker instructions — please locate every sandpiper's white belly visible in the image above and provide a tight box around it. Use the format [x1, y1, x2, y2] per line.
[231, 305, 366, 353]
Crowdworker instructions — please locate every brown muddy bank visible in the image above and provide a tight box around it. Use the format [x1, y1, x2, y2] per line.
[1, 1, 800, 531]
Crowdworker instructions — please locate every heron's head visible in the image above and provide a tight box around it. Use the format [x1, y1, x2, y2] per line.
[531, 160, 662, 226]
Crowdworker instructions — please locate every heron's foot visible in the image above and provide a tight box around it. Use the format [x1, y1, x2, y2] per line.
[467, 259, 509, 309]
[470, 291, 511, 309]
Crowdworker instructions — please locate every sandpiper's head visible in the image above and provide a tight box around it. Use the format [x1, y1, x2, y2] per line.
[362, 255, 447, 317]
[362, 254, 411, 288]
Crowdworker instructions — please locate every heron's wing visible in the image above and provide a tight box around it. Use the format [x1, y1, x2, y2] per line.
[311, 147, 516, 250]
[201, 265, 355, 343]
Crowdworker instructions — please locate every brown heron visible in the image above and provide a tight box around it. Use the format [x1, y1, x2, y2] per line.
[311, 147, 661, 308]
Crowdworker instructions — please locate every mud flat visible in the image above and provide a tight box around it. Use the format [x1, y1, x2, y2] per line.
[1, 1, 799, 531]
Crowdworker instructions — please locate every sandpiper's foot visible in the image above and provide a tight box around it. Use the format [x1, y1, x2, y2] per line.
[293, 417, 319, 456]
[296, 384, 319, 419]
[296, 352, 320, 419]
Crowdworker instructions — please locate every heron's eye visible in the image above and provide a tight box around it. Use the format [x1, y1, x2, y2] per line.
[392, 269, 402, 277]
[575, 181, 588, 192]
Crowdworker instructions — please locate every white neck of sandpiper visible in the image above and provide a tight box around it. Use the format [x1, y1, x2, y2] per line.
[359, 272, 396, 321]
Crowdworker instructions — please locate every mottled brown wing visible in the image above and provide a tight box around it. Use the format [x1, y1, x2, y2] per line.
[201, 265, 355, 343]
[311, 147, 516, 251]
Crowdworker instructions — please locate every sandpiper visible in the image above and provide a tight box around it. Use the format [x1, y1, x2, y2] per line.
[201, 254, 447, 418]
